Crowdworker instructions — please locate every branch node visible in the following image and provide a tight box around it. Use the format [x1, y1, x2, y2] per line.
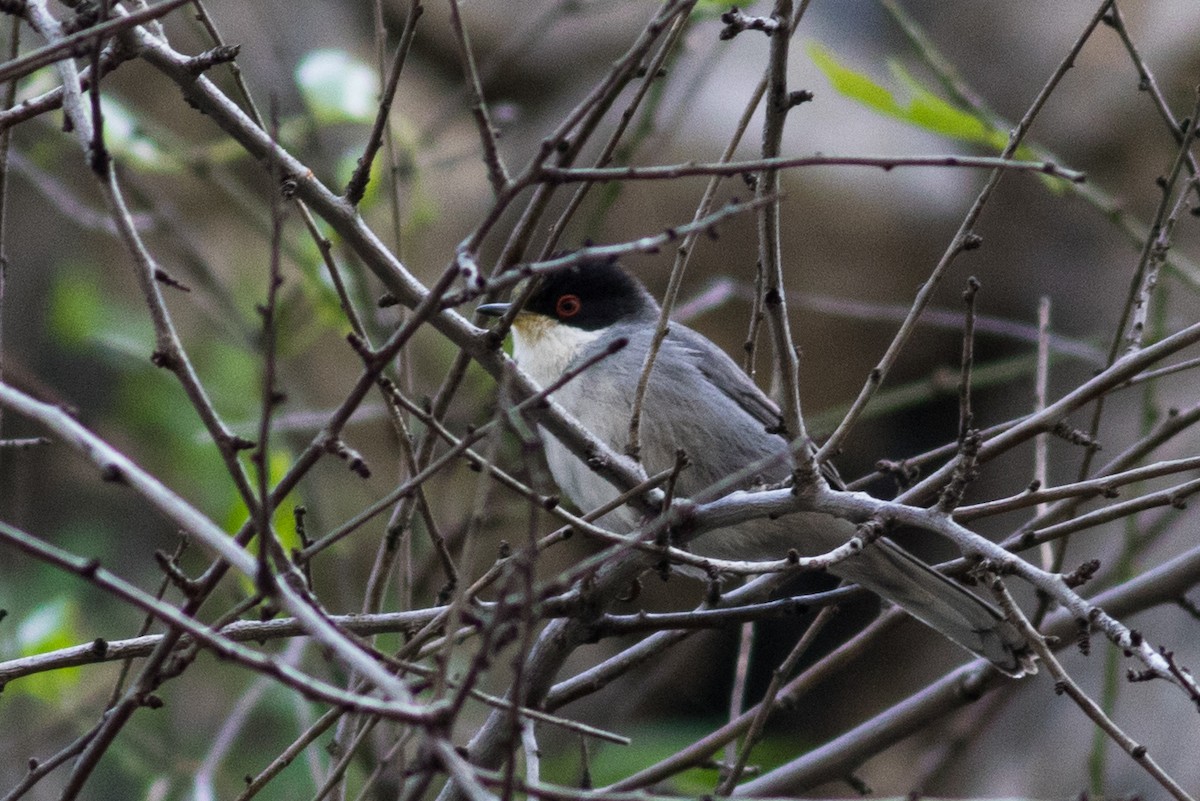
[1051, 420, 1101, 450]
[875, 457, 920, 490]
[150, 348, 180, 370]
[99, 463, 125, 484]
[184, 44, 241, 76]
[153, 267, 192, 292]
[324, 437, 371, 479]
[718, 7, 782, 40]
[785, 89, 814, 109]
[1076, 617, 1092, 656]
[1063, 558, 1101, 588]
[154, 548, 204, 598]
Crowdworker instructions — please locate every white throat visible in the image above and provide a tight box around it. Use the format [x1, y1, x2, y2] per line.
[511, 314, 605, 389]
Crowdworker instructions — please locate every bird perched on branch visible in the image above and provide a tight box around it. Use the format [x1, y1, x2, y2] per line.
[479, 262, 1033, 677]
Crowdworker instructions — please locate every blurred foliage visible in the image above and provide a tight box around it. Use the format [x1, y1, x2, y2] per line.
[806, 40, 1062, 193]
[540, 719, 817, 795]
[806, 41, 1009, 149]
[3, 597, 82, 701]
[102, 96, 173, 173]
[47, 263, 305, 530]
[296, 50, 380, 126]
[49, 264, 155, 358]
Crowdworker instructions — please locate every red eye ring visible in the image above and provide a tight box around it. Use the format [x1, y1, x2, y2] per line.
[556, 294, 582, 318]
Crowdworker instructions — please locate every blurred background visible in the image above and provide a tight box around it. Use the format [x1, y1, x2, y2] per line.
[2, 1, 1200, 798]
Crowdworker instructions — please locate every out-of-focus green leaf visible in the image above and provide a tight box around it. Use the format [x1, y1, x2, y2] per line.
[102, 96, 174, 172]
[808, 42, 1067, 193]
[541, 720, 821, 795]
[17, 67, 59, 102]
[9, 598, 82, 700]
[48, 268, 105, 348]
[48, 262, 238, 508]
[296, 50, 379, 125]
[49, 265, 155, 360]
[886, 61, 1001, 146]
[225, 450, 303, 596]
[404, 181, 440, 240]
[808, 41, 905, 117]
[808, 41, 997, 146]
[195, 342, 260, 419]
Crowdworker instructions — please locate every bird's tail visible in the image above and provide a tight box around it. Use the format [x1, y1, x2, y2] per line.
[833, 538, 1037, 677]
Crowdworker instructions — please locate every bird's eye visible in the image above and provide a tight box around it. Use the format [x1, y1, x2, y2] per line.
[556, 294, 582, 318]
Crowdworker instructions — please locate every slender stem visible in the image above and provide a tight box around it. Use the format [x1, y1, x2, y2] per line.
[988, 574, 1195, 801]
[716, 606, 837, 794]
[345, 0, 423, 205]
[541, 153, 1084, 182]
[0, 0, 194, 85]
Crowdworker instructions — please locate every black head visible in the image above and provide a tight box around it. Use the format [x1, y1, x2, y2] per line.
[487, 262, 659, 330]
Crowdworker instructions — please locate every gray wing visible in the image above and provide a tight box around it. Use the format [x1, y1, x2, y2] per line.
[667, 325, 846, 489]
[613, 326, 791, 492]
[668, 326, 784, 433]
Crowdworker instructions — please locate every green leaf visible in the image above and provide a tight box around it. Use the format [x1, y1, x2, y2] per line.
[808, 41, 1005, 150]
[10, 598, 82, 701]
[102, 95, 173, 172]
[48, 264, 155, 360]
[48, 268, 105, 348]
[809, 42, 1068, 193]
[296, 50, 379, 125]
[807, 41, 905, 118]
[225, 450, 303, 560]
[886, 61, 1002, 147]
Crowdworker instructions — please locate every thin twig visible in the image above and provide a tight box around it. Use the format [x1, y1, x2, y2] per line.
[345, 0, 423, 205]
[0, 383, 478, 799]
[0, 0, 18, 381]
[0, 519, 440, 721]
[252, 99, 286, 597]
[954, 454, 1200, 521]
[880, 0, 1200, 292]
[1106, 2, 1200, 203]
[458, 195, 775, 305]
[717, 605, 838, 794]
[987, 572, 1196, 801]
[756, 0, 811, 467]
[604, 613, 902, 791]
[733, 538, 1200, 795]
[540, 153, 1084, 183]
[540, 10, 689, 259]
[958, 277, 980, 442]
[447, 0, 509, 195]
[1034, 296, 1052, 569]
[0, 0, 194, 85]
[722, 620, 755, 779]
[1126, 171, 1200, 354]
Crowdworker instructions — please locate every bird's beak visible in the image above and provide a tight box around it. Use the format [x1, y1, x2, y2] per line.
[476, 302, 512, 318]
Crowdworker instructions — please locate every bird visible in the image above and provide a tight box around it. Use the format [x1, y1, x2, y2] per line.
[477, 261, 1033, 677]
